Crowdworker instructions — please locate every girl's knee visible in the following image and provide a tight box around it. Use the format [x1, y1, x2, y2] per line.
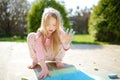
[27, 32, 36, 42]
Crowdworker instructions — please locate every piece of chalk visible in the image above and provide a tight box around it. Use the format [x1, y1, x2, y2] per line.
[108, 74, 118, 79]
[94, 67, 98, 71]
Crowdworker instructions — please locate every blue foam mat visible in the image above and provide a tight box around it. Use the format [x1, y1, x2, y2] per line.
[44, 71, 94, 80]
[40, 67, 94, 80]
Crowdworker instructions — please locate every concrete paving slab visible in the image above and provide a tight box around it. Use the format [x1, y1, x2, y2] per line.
[0, 42, 120, 80]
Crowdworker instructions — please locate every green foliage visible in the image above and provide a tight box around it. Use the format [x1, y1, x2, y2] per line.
[27, 0, 71, 33]
[89, 0, 120, 42]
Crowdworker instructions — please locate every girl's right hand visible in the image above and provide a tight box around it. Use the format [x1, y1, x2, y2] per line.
[38, 61, 51, 79]
[38, 66, 50, 79]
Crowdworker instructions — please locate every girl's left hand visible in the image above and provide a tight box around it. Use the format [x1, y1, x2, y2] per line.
[60, 28, 75, 44]
[60, 33, 72, 44]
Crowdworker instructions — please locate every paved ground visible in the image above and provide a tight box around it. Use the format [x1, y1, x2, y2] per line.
[0, 42, 120, 80]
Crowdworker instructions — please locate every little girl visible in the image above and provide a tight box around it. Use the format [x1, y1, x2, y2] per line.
[27, 7, 74, 79]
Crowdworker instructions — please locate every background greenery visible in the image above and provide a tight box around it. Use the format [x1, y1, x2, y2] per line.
[89, 0, 120, 43]
[27, 0, 70, 33]
[0, 0, 120, 44]
[0, 34, 115, 45]
[0, 0, 30, 38]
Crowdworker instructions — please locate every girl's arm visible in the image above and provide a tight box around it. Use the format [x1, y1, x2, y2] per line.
[35, 37, 45, 61]
[35, 36, 50, 78]
[37, 61, 50, 78]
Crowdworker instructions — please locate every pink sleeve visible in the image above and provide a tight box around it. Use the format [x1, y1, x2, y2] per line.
[35, 36, 45, 62]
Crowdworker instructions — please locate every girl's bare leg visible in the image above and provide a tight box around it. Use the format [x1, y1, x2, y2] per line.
[28, 61, 37, 69]
[55, 46, 65, 68]
[27, 32, 38, 69]
[56, 61, 64, 68]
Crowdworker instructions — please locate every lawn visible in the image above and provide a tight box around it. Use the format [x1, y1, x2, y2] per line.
[0, 34, 111, 44]
[0, 36, 27, 42]
[72, 34, 110, 44]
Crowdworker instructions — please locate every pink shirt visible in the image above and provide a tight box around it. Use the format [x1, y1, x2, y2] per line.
[34, 29, 70, 62]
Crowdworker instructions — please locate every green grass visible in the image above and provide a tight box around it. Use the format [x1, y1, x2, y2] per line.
[0, 36, 27, 42]
[72, 34, 110, 45]
[21, 78, 28, 80]
[0, 34, 115, 45]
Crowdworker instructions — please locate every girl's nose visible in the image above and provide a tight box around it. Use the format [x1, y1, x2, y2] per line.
[49, 25, 53, 29]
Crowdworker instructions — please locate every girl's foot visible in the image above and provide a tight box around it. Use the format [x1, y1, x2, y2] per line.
[28, 62, 37, 69]
[56, 62, 64, 68]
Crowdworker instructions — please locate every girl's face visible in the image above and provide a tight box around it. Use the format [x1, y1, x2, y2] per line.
[46, 16, 57, 35]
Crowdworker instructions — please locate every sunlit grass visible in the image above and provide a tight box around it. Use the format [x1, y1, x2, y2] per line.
[21, 77, 28, 80]
[0, 34, 116, 45]
[72, 34, 110, 45]
[0, 36, 26, 42]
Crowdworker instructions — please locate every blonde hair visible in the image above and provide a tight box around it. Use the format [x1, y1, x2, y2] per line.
[37, 7, 63, 54]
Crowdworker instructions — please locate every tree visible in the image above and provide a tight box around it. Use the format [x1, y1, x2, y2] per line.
[27, 0, 71, 33]
[0, 0, 30, 38]
[69, 7, 91, 34]
[0, 0, 10, 37]
[89, 0, 120, 42]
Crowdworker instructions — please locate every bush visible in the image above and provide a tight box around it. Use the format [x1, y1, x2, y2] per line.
[27, 0, 71, 33]
[89, 0, 120, 42]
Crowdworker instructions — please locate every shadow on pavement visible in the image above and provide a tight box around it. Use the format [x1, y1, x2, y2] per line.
[71, 44, 103, 50]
